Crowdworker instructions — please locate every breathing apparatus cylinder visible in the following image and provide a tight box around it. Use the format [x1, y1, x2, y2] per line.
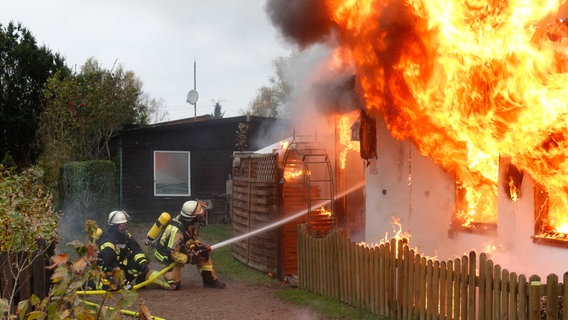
[146, 212, 171, 244]
[92, 227, 103, 241]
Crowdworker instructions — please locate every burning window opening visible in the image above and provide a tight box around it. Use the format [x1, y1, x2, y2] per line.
[350, 119, 360, 141]
[337, 111, 361, 170]
[533, 183, 568, 247]
[359, 108, 377, 163]
[505, 163, 524, 202]
[451, 164, 499, 235]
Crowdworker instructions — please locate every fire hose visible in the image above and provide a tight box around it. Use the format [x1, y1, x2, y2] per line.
[76, 263, 175, 319]
[77, 262, 175, 295]
[80, 299, 166, 320]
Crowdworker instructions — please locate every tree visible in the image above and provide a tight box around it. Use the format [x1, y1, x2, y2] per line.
[0, 22, 69, 168]
[38, 58, 149, 185]
[248, 86, 279, 117]
[244, 55, 293, 118]
[145, 94, 169, 124]
[211, 100, 225, 118]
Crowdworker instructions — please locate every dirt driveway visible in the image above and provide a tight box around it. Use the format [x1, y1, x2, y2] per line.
[131, 262, 321, 320]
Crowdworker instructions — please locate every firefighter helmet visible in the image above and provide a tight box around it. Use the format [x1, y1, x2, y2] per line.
[108, 210, 130, 225]
[180, 200, 204, 221]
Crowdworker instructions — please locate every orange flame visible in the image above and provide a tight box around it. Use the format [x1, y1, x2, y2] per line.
[316, 206, 332, 216]
[337, 110, 361, 169]
[326, 0, 568, 233]
[284, 167, 311, 180]
[508, 177, 520, 202]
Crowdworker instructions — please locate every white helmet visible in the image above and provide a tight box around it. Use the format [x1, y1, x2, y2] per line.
[108, 210, 130, 225]
[180, 200, 204, 220]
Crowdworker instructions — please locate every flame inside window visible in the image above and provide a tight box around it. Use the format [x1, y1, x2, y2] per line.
[534, 184, 568, 244]
[452, 153, 499, 233]
[337, 111, 361, 169]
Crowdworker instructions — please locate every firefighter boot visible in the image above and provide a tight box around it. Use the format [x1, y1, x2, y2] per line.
[202, 271, 225, 289]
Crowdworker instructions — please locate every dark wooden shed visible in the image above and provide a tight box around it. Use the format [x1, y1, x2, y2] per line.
[109, 115, 290, 222]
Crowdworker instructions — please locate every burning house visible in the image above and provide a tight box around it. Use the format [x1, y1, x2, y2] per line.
[261, 0, 568, 279]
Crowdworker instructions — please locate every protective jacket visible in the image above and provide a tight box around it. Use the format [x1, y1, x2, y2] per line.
[97, 225, 148, 284]
[155, 218, 205, 264]
[154, 215, 224, 289]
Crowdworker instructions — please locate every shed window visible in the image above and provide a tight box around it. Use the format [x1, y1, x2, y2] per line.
[154, 151, 191, 196]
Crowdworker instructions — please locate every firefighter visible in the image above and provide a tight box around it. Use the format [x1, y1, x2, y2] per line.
[97, 210, 171, 290]
[154, 200, 225, 290]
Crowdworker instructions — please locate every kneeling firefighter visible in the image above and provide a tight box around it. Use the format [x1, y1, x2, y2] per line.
[97, 210, 171, 290]
[154, 200, 225, 290]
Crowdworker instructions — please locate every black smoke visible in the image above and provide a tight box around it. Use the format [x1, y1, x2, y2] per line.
[265, 0, 335, 48]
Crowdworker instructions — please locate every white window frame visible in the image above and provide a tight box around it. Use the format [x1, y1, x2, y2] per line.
[153, 150, 191, 196]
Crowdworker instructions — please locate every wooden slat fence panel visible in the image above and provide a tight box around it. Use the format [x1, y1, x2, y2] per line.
[0, 241, 54, 312]
[297, 225, 568, 320]
[231, 154, 281, 276]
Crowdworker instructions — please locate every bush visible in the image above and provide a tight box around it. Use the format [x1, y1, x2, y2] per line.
[0, 165, 60, 312]
[0, 165, 60, 253]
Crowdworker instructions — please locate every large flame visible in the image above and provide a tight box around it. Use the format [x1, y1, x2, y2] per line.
[337, 110, 361, 169]
[325, 0, 568, 232]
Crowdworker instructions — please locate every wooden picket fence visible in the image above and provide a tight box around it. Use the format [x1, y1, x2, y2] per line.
[298, 225, 567, 320]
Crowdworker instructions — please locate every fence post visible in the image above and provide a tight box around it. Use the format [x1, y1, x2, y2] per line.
[426, 259, 434, 319]
[419, 256, 427, 320]
[510, 272, 518, 320]
[528, 275, 541, 320]
[372, 246, 379, 313]
[546, 274, 558, 320]
[486, 259, 495, 320]
[479, 253, 487, 320]
[460, 255, 468, 319]
[388, 241, 395, 317]
[446, 259, 454, 318]
[402, 246, 410, 320]
[453, 258, 461, 320]
[433, 260, 440, 320]
[519, 274, 528, 320]
[501, 269, 510, 320]
[32, 239, 49, 299]
[494, 264, 502, 320]
[468, 251, 476, 320]
[563, 273, 568, 320]
[439, 260, 447, 320]
[412, 252, 421, 319]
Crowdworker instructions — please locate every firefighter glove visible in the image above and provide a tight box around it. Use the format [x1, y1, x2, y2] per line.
[172, 251, 189, 264]
[194, 244, 209, 260]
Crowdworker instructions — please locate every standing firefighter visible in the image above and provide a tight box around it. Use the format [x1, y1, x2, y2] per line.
[97, 210, 171, 290]
[154, 200, 225, 290]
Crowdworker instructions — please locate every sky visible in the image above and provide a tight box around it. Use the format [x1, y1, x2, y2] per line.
[0, 0, 293, 121]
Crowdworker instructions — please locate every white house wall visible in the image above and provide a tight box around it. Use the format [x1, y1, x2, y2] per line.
[365, 117, 568, 278]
